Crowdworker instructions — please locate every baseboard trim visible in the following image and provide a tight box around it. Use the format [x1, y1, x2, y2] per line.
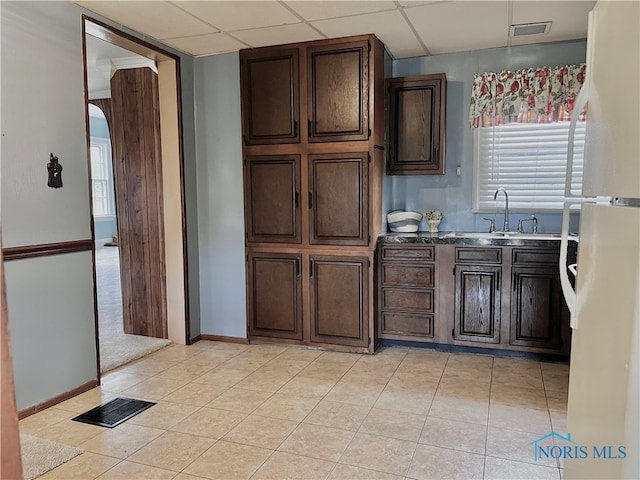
[3, 239, 93, 262]
[200, 334, 249, 345]
[18, 380, 98, 419]
[189, 334, 202, 344]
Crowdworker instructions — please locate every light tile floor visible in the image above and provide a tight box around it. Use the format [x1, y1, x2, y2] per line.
[20, 341, 570, 480]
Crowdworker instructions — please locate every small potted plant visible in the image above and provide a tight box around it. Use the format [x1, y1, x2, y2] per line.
[426, 209, 443, 233]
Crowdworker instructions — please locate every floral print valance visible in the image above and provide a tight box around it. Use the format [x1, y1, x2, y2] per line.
[469, 64, 587, 128]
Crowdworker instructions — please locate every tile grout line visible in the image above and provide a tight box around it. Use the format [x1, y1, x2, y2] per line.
[482, 355, 495, 480]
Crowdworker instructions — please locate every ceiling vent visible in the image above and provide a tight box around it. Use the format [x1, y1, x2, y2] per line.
[510, 22, 552, 37]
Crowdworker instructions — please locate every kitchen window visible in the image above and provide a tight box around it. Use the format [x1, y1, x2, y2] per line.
[90, 137, 115, 217]
[473, 120, 586, 212]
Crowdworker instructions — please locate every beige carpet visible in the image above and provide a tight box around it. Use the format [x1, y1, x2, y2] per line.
[20, 434, 83, 480]
[96, 244, 171, 373]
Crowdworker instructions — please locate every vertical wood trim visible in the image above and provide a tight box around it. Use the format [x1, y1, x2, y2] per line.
[1, 230, 24, 479]
[82, 20, 102, 382]
[111, 68, 167, 339]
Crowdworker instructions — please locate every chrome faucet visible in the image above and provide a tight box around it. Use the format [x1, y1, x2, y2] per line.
[518, 215, 539, 233]
[493, 188, 510, 232]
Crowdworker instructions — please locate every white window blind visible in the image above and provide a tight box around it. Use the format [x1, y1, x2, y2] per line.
[473, 120, 585, 212]
[90, 137, 115, 217]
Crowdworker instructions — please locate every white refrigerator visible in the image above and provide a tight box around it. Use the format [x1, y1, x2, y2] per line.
[560, 1, 640, 479]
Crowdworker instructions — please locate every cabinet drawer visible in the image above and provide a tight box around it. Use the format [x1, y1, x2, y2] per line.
[381, 245, 435, 261]
[382, 264, 434, 287]
[382, 288, 434, 312]
[382, 312, 434, 337]
[455, 247, 502, 264]
[512, 249, 559, 266]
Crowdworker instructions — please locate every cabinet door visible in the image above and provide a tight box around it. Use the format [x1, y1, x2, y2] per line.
[307, 40, 369, 142]
[309, 152, 368, 245]
[310, 255, 369, 347]
[240, 47, 300, 145]
[387, 74, 446, 175]
[454, 265, 501, 344]
[247, 253, 303, 340]
[244, 155, 301, 243]
[510, 267, 563, 349]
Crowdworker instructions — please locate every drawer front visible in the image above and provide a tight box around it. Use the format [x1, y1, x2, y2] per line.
[455, 247, 502, 264]
[381, 245, 435, 261]
[382, 312, 434, 337]
[382, 264, 434, 287]
[382, 288, 434, 312]
[512, 249, 559, 266]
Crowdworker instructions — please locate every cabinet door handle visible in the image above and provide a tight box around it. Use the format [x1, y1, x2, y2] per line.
[308, 192, 313, 209]
[309, 259, 313, 277]
[296, 259, 300, 276]
[308, 120, 312, 138]
[293, 120, 298, 138]
[295, 191, 299, 208]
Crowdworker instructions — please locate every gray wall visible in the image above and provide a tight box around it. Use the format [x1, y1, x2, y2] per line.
[194, 52, 247, 339]
[2, 1, 98, 410]
[5, 254, 97, 410]
[389, 40, 586, 233]
[1, 0, 201, 409]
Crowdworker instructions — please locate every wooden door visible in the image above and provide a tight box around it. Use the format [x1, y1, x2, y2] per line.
[387, 74, 446, 175]
[454, 265, 501, 344]
[111, 67, 167, 338]
[309, 255, 368, 347]
[248, 253, 303, 340]
[307, 40, 369, 142]
[510, 267, 563, 350]
[309, 152, 368, 245]
[244, 155, 301, 243]
[240, 47, 300, 145]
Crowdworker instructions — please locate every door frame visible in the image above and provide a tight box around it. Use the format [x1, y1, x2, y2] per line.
[81, 16, 191, 379]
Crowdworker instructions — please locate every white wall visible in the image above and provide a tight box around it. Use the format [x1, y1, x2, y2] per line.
[194, 52, 247, 339]
[1, 1, 97, 409]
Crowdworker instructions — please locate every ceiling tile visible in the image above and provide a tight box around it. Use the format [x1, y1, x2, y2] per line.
[231, 23, 324, 48]
[161, 33, 248, 56]
[77, 1, 216, 40]
[510, 1, 594, 46]
[285, 1, 396, 21]
[405, 1, 509, 54]
[175, 1, 301, 32]
[312, 10, 426, 59]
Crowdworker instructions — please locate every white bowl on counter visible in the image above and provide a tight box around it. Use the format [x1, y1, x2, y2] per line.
[387, 211, 423, 232]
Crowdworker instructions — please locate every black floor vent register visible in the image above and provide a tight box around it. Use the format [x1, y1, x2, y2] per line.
[72, 397, 155, 428]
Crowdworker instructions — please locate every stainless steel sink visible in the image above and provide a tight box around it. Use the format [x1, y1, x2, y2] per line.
[446, 231, 562, 240]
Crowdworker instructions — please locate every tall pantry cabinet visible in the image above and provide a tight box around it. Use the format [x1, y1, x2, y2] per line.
[240, 35, 385, 353]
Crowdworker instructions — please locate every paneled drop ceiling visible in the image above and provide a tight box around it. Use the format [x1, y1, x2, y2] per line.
[77, 1, 595, 59]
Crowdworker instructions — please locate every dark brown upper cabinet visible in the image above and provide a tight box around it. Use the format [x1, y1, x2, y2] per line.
[244, 155, 301, 244]
[240, 47, 300, 145]
[387, 74, 447, 175]
[309, 152, 368, 246]
[307, 40, 370, 143]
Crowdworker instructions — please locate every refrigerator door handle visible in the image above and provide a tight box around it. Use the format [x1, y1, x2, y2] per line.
[560, 202, 579, 328]
[565, 73, 590, 198]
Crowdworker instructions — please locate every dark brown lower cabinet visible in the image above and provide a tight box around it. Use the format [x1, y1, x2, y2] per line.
[510, 266, 563, 350]
[309, 255, 369, 347]
[247, 253, 303, 340]
[454, 265, 501, 344]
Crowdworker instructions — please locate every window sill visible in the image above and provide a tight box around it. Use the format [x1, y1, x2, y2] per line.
[94, 215, 116, 222]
